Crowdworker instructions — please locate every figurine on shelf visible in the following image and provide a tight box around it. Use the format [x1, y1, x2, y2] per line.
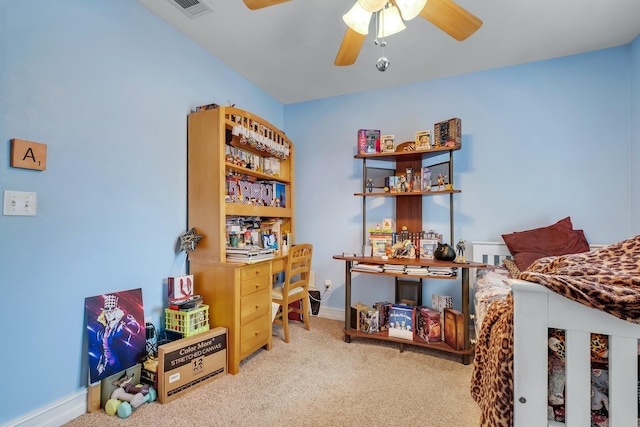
[437, 173, 446, 191]
[391, 239, 416, 259]
[455, 239, 467, 263]
[399, 175, 407, 192]
[367, 178, 374, 193]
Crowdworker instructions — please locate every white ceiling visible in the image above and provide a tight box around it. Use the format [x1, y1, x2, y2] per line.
[137, 0, 640, 105]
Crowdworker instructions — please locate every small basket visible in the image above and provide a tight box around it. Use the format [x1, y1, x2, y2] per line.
[165, 304, 210, 337]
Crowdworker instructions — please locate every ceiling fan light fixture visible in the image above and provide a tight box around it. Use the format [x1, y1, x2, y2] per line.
[395, 0, 427, 21]
[357, 0, 388, 13]
[343, 2, 373, 35]
[377, 5, 406, 38]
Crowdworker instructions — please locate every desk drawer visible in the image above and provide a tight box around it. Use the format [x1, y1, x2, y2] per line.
[240, 275, 270, 297]
[240, 263, 270, 281]
[240, 290, 269, 324]
[240, 316, 269, 355]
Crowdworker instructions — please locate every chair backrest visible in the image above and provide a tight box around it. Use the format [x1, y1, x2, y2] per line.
[283, 243, 313, 293]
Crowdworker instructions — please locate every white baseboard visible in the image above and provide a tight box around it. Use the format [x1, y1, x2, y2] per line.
[2, 390, 86, 427]
[316, 306, 344, 321]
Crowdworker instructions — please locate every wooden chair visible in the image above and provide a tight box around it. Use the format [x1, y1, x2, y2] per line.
[272, 243, 313, 343]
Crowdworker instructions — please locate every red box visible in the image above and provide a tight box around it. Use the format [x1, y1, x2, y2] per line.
[416, 306, 441, 343]
[357, 129, 381, 154]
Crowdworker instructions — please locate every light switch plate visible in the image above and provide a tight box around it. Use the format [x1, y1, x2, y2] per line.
[3, 190, 37, 216]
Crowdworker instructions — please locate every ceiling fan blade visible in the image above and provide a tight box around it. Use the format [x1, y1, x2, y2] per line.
[334, 28, 367, 66]
[419, 0, 482, 41]
[242, 0, 291, 10]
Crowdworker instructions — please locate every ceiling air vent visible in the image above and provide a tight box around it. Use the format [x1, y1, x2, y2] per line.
[168, 0, 213, 18]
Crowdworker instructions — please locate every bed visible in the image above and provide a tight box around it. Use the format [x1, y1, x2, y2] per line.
[470, 238, 640, 427]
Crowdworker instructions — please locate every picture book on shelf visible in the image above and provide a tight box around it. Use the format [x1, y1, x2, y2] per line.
[388, 304, 415, 340]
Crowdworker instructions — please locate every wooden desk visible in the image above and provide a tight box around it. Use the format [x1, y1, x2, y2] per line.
[191, 255, 288, 375]
[270, 255, 286, 276]
[333, 255, 485, 364]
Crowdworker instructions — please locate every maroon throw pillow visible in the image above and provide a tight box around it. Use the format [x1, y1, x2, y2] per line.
[502, 217, 590, 270]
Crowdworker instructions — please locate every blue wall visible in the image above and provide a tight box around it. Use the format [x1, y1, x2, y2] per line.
[0, 1, 282, 423]
[1, 0, 638, 424]
[631, 35, 640, 234]
[286, 42, 638, 310]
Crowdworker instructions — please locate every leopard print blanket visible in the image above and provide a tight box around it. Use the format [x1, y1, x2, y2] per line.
[470, 235, 640, 427]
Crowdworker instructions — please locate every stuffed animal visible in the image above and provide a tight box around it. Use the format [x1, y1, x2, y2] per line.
[591, 369, 609, 411]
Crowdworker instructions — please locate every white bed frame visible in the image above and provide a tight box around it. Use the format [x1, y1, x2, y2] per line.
[472, 241, 639, 427]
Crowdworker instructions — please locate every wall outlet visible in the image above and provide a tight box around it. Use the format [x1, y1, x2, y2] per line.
[324, 279, 332, 291]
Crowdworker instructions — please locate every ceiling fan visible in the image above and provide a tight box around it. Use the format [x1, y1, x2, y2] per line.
[242, 0, 482, 67]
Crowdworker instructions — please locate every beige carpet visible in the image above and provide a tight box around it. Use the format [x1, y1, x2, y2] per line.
[65, 317, 480, 426]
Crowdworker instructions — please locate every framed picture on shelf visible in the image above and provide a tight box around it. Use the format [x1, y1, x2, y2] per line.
[427, 161, 450, 189]
[415, 130, 431, 150]
[365, 167, 394, 190]
[380, 135, 395, 153]
[370, 237, 388, 257]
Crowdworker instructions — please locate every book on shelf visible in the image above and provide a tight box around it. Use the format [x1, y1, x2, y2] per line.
[388, 304, 415, 340]
[427, 266, 457, 276]
[351, 263, 384, 273]
[405, 266, 430, 276]
[226, 246, 275, 262]
[383, 264, 406, 273]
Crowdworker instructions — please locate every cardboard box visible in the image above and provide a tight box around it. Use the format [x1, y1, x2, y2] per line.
[431, 294, 453, 313]
[157, 327, 227, 404]
[351, 302, 371, 331]
[444, 308, 465, 350]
